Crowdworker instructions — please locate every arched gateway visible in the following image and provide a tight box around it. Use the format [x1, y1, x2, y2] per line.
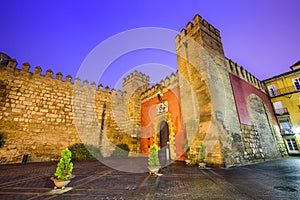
[159, 121, 171, 165]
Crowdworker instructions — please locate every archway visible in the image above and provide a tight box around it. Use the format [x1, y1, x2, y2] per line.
[159, 121, 170, 166]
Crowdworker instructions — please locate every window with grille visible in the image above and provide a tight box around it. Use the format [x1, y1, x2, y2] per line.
[293, 78, 300, 91]
[286, 138, 299, 151]
[267, 84, 278, 96]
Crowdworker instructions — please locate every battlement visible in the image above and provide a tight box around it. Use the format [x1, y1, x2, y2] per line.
[122, 70, 150, 85]
[175, 14, 224, 56]
[227, 58, 267, 92]
[0, 52, 11, 66]
[122, 70, 150, 94]
[176, 14, 221, 43]
[158, 71, 178, 89]
[140, 71, 179, 101]
[0, 58, 127, 96]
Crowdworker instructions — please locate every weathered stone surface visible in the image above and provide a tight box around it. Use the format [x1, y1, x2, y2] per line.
[0, 66, 141, 163]
[0, 14, 284, 167]
[175, 14, 284, 167]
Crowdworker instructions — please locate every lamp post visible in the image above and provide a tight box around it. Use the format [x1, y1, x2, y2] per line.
[157, 91, 163, 103]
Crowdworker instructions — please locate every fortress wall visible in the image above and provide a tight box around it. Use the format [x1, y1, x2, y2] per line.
[227, 59, 267, 92]
[0, 60, 136, 163]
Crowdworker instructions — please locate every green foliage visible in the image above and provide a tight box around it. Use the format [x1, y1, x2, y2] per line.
[68, 143, 102, 161]
[111, 143, 130, 158]
[186, 146, 191, 159]
[148, 145, 160, 167]
[55, 148, 73, 180]
[199, 143, 206, 162]
[185, 139, 190, 158]
[0, 133, 4, 148]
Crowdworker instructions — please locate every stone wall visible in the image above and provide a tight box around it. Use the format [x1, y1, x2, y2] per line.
[241, 124, 265, 162]
[0, 61, 138, 163]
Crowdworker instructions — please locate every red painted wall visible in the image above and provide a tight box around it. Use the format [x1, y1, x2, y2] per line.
[229, 73, 279, 129]
[140, 87, 186, 159]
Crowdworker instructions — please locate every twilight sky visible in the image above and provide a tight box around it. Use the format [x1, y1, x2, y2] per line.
[1, 0, 299, 89]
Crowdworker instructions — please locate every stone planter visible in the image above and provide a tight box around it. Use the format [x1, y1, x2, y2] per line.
[53, 179, 70, 189]
[198, 162, 206, 168]
[148, 166, 160, 175]
[185, 159, 193, 165]
[51, 176, 74, 189]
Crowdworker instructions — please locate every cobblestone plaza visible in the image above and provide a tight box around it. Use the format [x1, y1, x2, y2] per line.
[0, 157, 299, 199]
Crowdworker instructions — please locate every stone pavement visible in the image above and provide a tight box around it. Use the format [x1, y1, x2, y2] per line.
[0, 157, 299, 200]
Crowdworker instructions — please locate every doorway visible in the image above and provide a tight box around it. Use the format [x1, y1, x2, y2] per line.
[159, 121, 170, 166]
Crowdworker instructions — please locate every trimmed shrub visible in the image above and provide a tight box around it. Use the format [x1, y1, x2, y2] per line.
[148, 145, 160, 167]
[110, 143, 130, 158]
[68, 143, 102, 161]
[55, 148, 73, 180]
[198, 143, 206, 162]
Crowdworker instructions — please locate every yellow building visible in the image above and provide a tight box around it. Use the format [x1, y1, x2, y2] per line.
[264, 61, 300, 155]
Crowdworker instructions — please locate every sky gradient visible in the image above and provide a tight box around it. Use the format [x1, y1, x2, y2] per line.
[1, 0, 299, 89]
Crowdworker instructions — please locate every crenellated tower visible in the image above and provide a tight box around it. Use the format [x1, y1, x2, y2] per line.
[122, 70, 150, 94]
[176, 14, 224, 58]
[175, 14, 283, 167]
[175, 14, 230, 167]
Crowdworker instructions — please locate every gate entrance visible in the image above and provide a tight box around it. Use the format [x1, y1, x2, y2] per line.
[159, 121, 170, 166]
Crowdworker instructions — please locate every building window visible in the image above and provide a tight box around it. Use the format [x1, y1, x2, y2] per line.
[293, 78, 300, 91]
[286, 138, 299, 151]
[278, 118, 292, 134]
[268, 84, 278, 96]
[273, 101, 284, 115]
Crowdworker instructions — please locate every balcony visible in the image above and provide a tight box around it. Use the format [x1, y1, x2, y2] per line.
[275, 108, 289, 116]
[269, 86, 299, 97]
[281, 129, 294, 135]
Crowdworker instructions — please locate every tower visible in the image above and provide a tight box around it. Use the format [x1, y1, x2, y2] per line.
[175, 14, 233, 167]
[122, 70, 150, 94]
[120, 70, 150, 151]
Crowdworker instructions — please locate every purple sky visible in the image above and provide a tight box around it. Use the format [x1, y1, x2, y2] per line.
[1, 0, 299, 89]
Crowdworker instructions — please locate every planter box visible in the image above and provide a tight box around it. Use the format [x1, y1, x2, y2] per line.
[148, 166, 160, 175]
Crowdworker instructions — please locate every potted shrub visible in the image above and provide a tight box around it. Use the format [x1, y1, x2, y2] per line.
[198, 143, 206, 168]
[185, 146, 193, 165]
[148, 145, 160, 175]
[52, 148, 74, 189]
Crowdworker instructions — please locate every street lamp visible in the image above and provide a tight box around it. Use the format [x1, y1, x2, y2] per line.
[157, 91, 163, 102]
